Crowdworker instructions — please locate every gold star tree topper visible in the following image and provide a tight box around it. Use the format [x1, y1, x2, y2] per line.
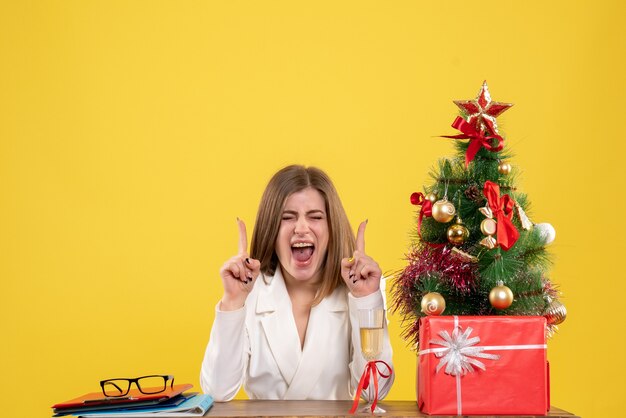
[453, 81, 513, 135]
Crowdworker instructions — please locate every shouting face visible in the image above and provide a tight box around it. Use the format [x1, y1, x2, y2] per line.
[275, 187, 329, 284]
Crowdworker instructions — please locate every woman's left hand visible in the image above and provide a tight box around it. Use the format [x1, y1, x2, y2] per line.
[341, 220, 382, 298]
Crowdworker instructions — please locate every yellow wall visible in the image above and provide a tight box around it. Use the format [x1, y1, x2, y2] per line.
[1, 2, 624, 417]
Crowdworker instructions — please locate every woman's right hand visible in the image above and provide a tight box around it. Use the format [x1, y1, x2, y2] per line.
[218, 218, 261, 311]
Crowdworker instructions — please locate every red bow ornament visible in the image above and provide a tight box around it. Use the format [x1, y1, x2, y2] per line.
[483, 181, 519, 251]
[410, 192, 433, 238]
[441, 116, 504, 168]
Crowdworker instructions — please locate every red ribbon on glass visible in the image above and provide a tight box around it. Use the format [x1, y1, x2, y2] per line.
[349, 360, 393, 414]
[484, 180, 519, 251]
[410, 192, 433, 238]
[441, 116, 504, 168]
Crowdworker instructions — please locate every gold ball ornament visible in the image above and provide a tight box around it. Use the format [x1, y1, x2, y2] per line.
[489, 281, 514, 310]
[447, 220, 470, 245]
[544, 299, 567, 325]
[431, 198, 456, 223]
[498, 162, 512, 175]
[425, 192, 438, 204]
[421, 292, 446, 316]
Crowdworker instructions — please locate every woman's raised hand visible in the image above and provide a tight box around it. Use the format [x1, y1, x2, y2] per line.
[218, 219, 261, 310]
[341, 220, 382, 298]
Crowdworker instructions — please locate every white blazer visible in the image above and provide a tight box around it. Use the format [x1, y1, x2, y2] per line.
[200, 268, 394, 401]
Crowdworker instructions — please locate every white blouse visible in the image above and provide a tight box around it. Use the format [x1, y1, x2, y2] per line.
[200, 268, 394, 401]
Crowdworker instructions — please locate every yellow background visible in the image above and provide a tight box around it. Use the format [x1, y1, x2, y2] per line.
[1, 2, 624, 417]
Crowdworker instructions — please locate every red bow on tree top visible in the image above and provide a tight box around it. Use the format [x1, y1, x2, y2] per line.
[442, 117, 504, 168]
[484, 181, 519, 251]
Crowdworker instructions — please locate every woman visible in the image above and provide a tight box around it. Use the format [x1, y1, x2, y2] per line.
[200, 165, 394, 401]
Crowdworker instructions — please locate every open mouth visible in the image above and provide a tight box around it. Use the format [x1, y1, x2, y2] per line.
[292, 242, 314, 263]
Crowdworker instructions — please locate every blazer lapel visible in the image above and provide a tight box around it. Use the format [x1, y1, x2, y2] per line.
[259, 270, 302, 386]
[284, 287, 348, 399]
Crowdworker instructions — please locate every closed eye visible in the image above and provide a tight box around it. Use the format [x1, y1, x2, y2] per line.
[308, 210, 325, 220]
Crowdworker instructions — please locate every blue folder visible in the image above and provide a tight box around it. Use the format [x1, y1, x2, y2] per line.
[76, 394, 214, 417]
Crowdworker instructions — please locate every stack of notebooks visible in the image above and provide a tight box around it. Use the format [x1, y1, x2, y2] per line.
[52, 384, 213, 417]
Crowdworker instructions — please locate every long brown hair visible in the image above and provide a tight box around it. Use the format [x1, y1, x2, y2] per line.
[250, 165, 355, 305]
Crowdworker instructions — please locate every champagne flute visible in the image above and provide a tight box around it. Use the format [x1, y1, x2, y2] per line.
[358, 308, 385, 414]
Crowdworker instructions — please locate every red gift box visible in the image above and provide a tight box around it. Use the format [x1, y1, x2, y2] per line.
[417, 315, 549, 416]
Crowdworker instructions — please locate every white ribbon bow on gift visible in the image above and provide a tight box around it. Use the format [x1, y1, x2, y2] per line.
[430, 325, 500, 376]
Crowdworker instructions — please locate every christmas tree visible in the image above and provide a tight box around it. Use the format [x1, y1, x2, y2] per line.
[391, 82, 566, 347]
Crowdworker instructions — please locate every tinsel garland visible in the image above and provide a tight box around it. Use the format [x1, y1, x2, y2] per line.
[390, 244, 479, 347]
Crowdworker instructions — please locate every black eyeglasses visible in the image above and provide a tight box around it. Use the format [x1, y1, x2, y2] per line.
[100, 375, 174, 398]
